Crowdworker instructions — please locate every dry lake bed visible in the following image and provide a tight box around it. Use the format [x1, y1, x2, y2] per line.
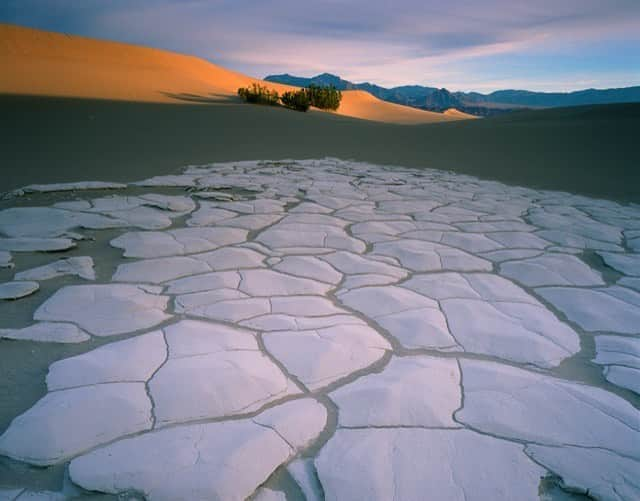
[0, 158, 638, 500]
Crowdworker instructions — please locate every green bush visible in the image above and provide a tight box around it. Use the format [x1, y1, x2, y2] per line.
[237, 83, 279, 105]
[281, 89, 311, 112]
[237, 82, 342, 113]
[307, 84, 342, 110]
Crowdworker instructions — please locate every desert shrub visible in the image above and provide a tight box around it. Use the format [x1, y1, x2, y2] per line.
[237, 83, 279, 105]
[281, 89, 311, 112]
[307, 84, 342, 110]
[237, 82, 341, 112]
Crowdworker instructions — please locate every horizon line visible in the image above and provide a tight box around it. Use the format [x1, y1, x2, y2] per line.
[262, 71, 640, 95]
[3, 21, 639, 95]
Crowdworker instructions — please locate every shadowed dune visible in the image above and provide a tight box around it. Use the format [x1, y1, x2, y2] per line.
[1, 94, 638, 202]
[0, 23, 464, 124]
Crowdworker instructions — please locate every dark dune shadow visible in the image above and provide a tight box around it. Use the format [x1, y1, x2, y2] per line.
[1, 94, 638, 202]
[160, 92, 241, 104]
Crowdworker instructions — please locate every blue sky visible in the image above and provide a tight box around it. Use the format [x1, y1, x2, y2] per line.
[2, 0, 639, 92]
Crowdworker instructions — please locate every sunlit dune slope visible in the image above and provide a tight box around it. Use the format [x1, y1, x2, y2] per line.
[0, 23, 470, 124]
[0, 24, 294, 102]
[327, 90, 462, 124]
[444, 108, 479, 119]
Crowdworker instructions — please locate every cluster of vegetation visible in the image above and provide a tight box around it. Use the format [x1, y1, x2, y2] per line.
[237, 83, 279, 105]
[237, 83, 342, 113]
[280, 89, 311, 112]
[307, 84, 342, 110]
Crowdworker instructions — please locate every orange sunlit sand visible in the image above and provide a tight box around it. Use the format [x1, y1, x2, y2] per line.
[0, 23, 474, 124]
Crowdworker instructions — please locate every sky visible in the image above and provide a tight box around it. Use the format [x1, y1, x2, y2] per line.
[2, 0, 639, 92]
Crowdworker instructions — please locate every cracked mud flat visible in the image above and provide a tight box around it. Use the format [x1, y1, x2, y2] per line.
[0, 158, 638, 500]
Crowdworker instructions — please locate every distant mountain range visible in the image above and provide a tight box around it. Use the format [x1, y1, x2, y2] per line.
[265, 73, 640, 116]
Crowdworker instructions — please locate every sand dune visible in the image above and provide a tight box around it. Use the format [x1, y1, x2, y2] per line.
[0, 23, 466, 124]
[328, 90, 461, 124]
[0, 23, 290, 103]
[444, 108, 478, 119]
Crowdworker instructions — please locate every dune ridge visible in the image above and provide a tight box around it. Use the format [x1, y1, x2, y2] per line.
[0, 23, 467, 124]
[443, 108, 477, 119]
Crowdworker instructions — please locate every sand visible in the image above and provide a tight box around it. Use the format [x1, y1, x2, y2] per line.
[0, 23, 463, 125]
[1, 23, 639, 201]
[2, 95, 638, 202]
[443, 108, 478, 119]
[327, 90, 462, 124]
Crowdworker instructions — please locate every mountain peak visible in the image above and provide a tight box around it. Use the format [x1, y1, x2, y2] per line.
[314, 72, 341, 79]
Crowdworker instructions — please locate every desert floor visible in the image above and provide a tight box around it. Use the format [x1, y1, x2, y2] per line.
[0, 158, 638, 499]
[2, 95, 639, 202]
